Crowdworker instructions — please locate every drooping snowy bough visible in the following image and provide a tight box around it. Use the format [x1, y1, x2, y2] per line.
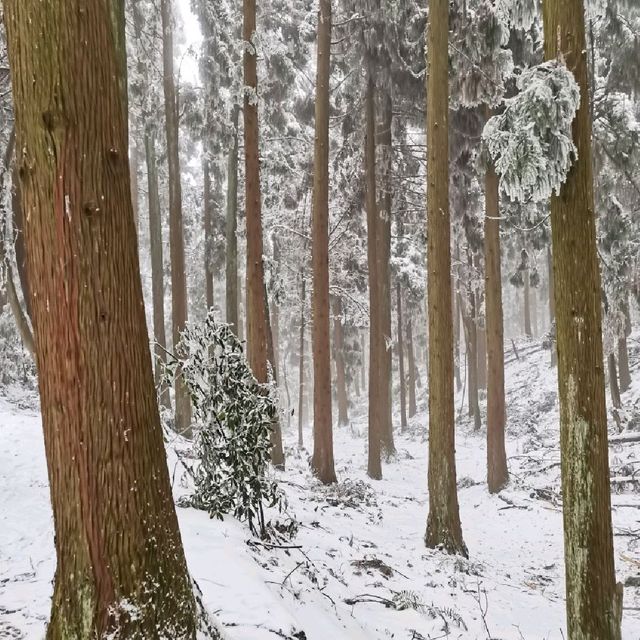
[482, 60, 581, 203]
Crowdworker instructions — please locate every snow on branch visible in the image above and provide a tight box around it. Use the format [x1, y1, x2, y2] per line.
[482, 60, 581, 203]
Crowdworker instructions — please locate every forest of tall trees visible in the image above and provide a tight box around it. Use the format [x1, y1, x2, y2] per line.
[0, 0, 639, 638]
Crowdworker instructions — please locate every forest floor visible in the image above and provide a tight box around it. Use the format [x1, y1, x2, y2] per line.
[1, 336, 640, 639]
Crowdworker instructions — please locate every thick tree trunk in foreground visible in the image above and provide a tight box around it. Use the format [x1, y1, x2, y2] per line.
[333, 297, 349, 427]
[424, 0, 466, 556]
[543, 0, 622, 637]
[243, 0, 285, 469]
[365, 73, 383, 480]
[484, 156, 508, 493]
[310, 0, 337, 485]
[226, 105, 240, 333]
[162, 0, 192, 435]
[145, 128, 171, 409]
[397, 282, 408, 430]
[407, 316, 417, 418]
[4, 1, 202, 636]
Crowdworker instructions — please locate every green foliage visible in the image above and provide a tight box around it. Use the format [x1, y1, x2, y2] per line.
[483, 60, 580, 203]
[167, 311, 284, 537]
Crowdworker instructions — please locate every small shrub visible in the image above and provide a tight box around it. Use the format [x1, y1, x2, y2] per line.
[165, 311, 284, 537]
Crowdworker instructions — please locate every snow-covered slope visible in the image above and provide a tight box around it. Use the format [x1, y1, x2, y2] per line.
[1, 337, 639, 639]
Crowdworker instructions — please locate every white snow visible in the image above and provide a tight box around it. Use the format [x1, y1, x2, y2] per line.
[1, 336, 639, 639]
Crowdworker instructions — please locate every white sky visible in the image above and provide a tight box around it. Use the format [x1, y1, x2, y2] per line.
[177, 0, 202, 86]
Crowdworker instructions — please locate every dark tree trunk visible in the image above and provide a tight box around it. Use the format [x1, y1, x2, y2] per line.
[161, 0, 192, 435]
[203, 152, 215, 311]
[377, 92, 395, 457]
[547, 243, 557, 367]
[543, 0, 622, 636]
[397, 282, 408, 430]
[424, 0, 466, 556]
[523, 267, 533, 338]
[407, 316, 417, 419]
[365, 73, 382, 480]
[618, 301, 631, 393]
[484, 151, 508, 493]
[310, 0, 337, 484]
[243, 0, 285, 469]
[4, 1, 203, 636]
[145, 127, 171, 409]
[298, 272, 306, 449]
[333, 297, 349, 427]
[226, 105, 240, 332]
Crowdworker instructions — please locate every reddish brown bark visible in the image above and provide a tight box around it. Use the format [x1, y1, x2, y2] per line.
[484, 154, 508, 493]
[424, 0, 466, 556]
[161, 0, 192, 434]
[543, 0, 622, 636]
[243, 0, 285, 469]
[4, 1, 200, 636]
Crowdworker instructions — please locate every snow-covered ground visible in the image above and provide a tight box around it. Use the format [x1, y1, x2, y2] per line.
[1, 337, 639, 639]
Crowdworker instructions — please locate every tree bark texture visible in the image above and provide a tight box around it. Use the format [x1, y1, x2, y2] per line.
[161, 0, 192, 435]
[424, 0, 466, 556]
[396, 282, 408, 430]
[4, 1, 202, 636]
[407, 316, 417, 419]
[226, 105, 240, 333]
[243, 0, 285, 469]
[484, 155, 508, 493]
[298, 272, 306, 448]
[377, 92, 396, 457]
[203, 151, 215, 311]
[365, 73, 383, 480]
[543, 0, 622, 636]
[145, 127, 171, 410]
[333, 296, 349, 427]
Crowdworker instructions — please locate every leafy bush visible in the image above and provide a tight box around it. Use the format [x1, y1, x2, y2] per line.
[167, 311, 284, 537]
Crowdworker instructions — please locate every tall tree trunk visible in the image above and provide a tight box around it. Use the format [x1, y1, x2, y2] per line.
[484, 152, 508, 493]
[424, 0, 466, 556]
[477, 318, 487, 390]
[203, 152, 215, 311]
[333, 297, 349, 427]
[145, 127, 171, 410]
[377, 92, 395, 457]
[453, 267, 462, 391]
[618, 301, 631, 393]
[12, 166, 32, 320]
[365, 73, 382, 480]
[608, 352, 622, 411]
[531, 282, 539, 337]
[226, 105, 240, 332]
[161, 0, 192, 435]
[243, 0, 285, 469]
[543, 1, 622, 637]
[548, 243, 557, 366]
[1, 130, 34, 353]
[464, 302, 481, 431]
[397, 282, 408, 430]
[523, 267, 532, 338]
[361, 329, 366, 395]
[4, 1, 204, 636]
[298, 272, 306, 448]
[407, 315, 417, 419]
